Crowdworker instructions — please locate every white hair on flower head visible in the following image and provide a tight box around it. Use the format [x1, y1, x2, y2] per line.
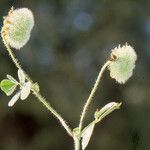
[2, 7, 34, 49]
[108, 43, 137, 84]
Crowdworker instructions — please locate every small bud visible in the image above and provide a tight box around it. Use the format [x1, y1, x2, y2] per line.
[108, 44, 137, 84]
[1, 7, 34, 49]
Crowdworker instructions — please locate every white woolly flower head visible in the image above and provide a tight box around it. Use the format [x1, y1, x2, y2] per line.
[108, 44, 137, 84]
[1, 7, 34, 49]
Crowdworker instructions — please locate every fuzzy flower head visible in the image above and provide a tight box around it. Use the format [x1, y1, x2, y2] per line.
[108, 44, 137, 84]
[1, 7, 34, 49]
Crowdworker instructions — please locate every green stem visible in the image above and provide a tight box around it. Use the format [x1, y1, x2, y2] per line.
[78, 61, 111, 133]
[2, 34, 73, 137]
[74, 137, 80, 150]
[2, 33, 32, 82]
[32, 90, 73, 136]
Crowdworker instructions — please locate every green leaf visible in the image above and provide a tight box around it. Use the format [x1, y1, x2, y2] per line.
[6, 85, 17, 96]
[80, 102, 121, 150]
[94, 102, 122, 122]
[81, 121, 95, 150]
[0, 79, 17, 96]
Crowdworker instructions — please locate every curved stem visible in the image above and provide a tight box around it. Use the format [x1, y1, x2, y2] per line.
[2, 33, 32, 82]
[2, 34, 73, 137]
[78, 61, 111, 133]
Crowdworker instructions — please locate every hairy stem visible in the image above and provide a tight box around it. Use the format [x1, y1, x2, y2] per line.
[32, 90, 73, 136]
[2, 34, 73, 137]
[74, 137, 80, 150]
[2, 33, 32, 82]
[78, 61, 111, 133]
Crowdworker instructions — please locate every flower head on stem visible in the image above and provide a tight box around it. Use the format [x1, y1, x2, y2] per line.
[1, 7, 34, 49]
[108, 44, 137, 84]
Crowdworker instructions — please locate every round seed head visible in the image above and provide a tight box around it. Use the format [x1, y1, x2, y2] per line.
[2, 7, 34, 49]
[108, 44, 137, 84]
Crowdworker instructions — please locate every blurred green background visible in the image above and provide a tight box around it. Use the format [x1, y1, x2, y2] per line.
[0, 0, 149, 149]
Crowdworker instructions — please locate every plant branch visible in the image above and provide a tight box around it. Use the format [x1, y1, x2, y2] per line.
[2, 34, 73, 137]
[74, 137, 80, 150]
[1, 33, 32, 82]
[78, 61, 111, 133]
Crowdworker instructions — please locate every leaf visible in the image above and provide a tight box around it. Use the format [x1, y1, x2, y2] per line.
[94, 102, 122, 122]
[6, 85, 17, 96]
[0, 79, 17, 96]
[7, 74, 18, 84]
[20, 81, 32, 100]
[81, 121, 95, 150]
[8, 91, 21, 107]
[18, 69, 25, 83]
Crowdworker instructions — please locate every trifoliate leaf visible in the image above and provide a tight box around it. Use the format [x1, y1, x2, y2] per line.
[0, 79, 17, 96]
[81, 121, 95, 150]
[18, 69, 25, 84]
[94, 102, 122, 122]
[20, 81, 31, 100]
[8, 91, 21, 107]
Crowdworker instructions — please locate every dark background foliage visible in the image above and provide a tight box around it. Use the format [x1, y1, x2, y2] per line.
[0, 0, 149, 150]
